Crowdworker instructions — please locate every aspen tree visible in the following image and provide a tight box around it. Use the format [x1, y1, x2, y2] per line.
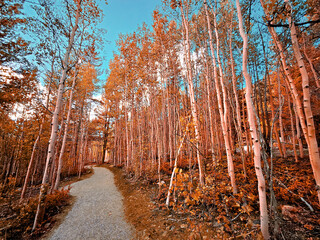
[303, 36, 320, 88]
[284, 0, 320, 203]
[278, 72, 287, 157]
[53, 64, 79, 190]
[204, 0, 237, 193]
[260, 0, 320, 203]
[229, 27, 246, 177]
[178, 0, 204, 185]
[33, 0, 82, 231]
[288, 94, 299, 162]
[21, 56, 55, 200]
[235, 0, 270, 238]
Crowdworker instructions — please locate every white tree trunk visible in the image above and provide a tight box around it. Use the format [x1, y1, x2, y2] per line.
[235, 0, 270, 238]
[204, 0, 237, 193]
[284, 0, 320, 203]
[53, 66, 78, 190]
[179, 1, 204, 185]
[32, 2, 81, 231]
[21, 57, 55, 200]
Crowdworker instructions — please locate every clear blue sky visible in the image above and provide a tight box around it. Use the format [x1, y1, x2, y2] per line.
[98, 0, 163, 70]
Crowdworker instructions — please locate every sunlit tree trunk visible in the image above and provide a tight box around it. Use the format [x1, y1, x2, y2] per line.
[179, 1, 204, 185]
[53, 66, 78, 190]
[294, 105, 304, 158]
[236, 0, 270, 238]
[20, 57, 55, 200]
[278, 73, 287, 158]
[288, 95, 298, 162]
[284, 0, 320, 202]
[229, 28, 246, 177]
[32, 1, 81, 231]
[204, 59, 217, 165]
[204, 0, 237, 193]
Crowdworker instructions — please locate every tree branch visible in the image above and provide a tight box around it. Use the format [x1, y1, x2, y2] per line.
[267, 19, 320, 28]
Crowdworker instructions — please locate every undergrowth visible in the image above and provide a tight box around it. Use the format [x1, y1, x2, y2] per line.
[115, 155, 320, 239]
[0, 180, 71, 240]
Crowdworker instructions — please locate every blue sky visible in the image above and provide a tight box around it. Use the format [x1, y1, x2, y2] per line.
[21, 0, 162, 87]
[9, 1, 163, 118]
[98, 0, 163, 70]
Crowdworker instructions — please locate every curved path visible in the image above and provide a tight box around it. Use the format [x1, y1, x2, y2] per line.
[48, 167, 133, 240]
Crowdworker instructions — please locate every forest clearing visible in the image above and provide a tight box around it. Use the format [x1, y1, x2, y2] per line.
[0, 0, 320, 239]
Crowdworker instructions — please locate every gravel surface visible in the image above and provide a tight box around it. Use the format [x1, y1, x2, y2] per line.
[48, 167, 133, 240]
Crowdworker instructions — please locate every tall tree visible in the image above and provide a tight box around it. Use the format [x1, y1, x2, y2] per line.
[235, 0, 270, 238]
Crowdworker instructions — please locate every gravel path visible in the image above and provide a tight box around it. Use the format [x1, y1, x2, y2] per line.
[48, 167, 133, 240]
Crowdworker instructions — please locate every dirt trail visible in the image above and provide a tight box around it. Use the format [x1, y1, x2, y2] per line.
[47, 167, 133, 240]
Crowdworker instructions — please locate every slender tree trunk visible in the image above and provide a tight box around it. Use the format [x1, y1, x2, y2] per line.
[204, 60, 217, 165]
[229, 28, 246, 177]
[179, 1, 204, 185]
[278, 74, 287, 158]
[236, 0, 270, 238]
[21, 57, 55, 200]
[204, 0, 237, 193]
[32, 2, 81, 231]
[294, 104, 304, 158]
[53, 66, 78, 190]
[166, 117, 189, 206]
[303, 36, 320, 88]
[270, 88, 284, 157]
[259, 29, 271, 145]
[102, 117, 110, 164]
[288, 95, 298, 162]
[284, 0, 320, 202]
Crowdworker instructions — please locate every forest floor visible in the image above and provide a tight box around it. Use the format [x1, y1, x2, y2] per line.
[2, 156, 320, 240]
[104, 164, 217, 239]
[103, 156, 320, 240]
[0, 168, 93, 240]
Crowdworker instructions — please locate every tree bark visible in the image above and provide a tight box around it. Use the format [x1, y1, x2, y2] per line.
[236, 0, 270, 238]
[32, 1, 81, 231]
[204, 0, 237, 193]
[179, 1, 204, 185]
[229, 28, 246, 177]
[284, 0, 320, 203]
[21, 56, 55, 200]
[53, 66, 78, 190]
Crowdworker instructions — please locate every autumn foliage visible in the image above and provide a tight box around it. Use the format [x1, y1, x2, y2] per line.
[1, 0, 320, 238]
[100, 0, 320, 238]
